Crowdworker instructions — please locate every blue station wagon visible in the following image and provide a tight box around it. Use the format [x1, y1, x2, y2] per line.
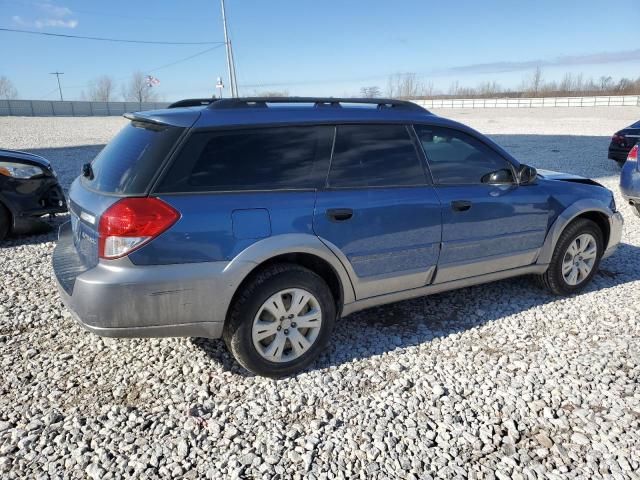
[53, 97, 623, 376]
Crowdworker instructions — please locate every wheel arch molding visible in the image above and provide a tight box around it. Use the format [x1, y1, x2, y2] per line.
[222, 233, 356, 320]
[537, 199, 615, 265]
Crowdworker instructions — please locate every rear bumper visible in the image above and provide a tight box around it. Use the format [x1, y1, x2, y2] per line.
[608, 145, 632, 162]
[52, 222, 230, 339]
[603, 211, 623, 259]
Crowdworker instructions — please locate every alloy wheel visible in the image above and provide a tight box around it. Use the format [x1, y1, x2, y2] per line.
[251, 288, 323, 363]
[562, 233, 598, 286]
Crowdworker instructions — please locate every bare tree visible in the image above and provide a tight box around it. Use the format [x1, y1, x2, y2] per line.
[360, 86, 382, 98]
[87, 75, 115, 102]
[531, 66, 543, 96]
[252, 90, 289, 97]
[446, 81, 459, 96]
[521, 66, 543, 96]
[386, 73, 422, 98]
[122, 71, 158, 103]
[477, 81, 502, 97]
[0, 76, 18, 100]
[422, 80, 435, 98]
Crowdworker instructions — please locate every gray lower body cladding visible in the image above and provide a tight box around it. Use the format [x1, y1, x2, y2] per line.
[53, 222, 230, 338]
[53, 209, 624, 339]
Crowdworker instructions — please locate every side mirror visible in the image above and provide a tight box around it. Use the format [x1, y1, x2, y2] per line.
[518, 164, 537, 185]
[481, 168, 514, 185]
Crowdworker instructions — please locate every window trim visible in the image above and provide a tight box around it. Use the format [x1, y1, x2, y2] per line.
[412, 123, 519, 187]
[323, 123, 430, 190]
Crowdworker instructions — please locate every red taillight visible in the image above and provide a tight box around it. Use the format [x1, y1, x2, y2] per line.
[629, 144, 638, 162]
[98, 197, 180, 259]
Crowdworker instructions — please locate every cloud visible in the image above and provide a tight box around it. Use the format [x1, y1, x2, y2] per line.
[11, 1, 78, 29]
[436, 49, 640, 75]
[37, 1, 72, 18]
[11, 15, 28, 26]
[34, 18, 78, 28]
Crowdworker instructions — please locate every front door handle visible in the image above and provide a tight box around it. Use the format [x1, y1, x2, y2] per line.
[326, 208, 353, 222]
[451, 200, 472, 212]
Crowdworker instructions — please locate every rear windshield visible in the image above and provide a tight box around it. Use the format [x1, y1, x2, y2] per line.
[84, 121, 183, 194]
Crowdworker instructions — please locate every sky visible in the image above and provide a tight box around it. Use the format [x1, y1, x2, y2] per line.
[0, 0, 639, 101]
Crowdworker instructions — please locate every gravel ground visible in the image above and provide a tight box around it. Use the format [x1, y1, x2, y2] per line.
[1, 109, 639, 479]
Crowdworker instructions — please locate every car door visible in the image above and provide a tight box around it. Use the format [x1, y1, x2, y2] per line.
[313, 124, 442, 299]
[414, 124, 550, 284]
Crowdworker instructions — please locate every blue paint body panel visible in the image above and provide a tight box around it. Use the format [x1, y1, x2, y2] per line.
[128, 191, 316, 265]
[620, 157, 640, 202]
[232, 209, 271, 240]
[434, 183, 551, 280]
[313, 187, 442, 298]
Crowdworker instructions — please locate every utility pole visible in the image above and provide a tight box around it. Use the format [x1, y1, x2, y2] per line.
[228, 40, 238, 97]
[220, 0, 238, 97]
[50, 72, 64, 101]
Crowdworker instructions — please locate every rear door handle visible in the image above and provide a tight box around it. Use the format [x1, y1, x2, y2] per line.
[326, 208, 353, 222]
[451, 200, 472, 212]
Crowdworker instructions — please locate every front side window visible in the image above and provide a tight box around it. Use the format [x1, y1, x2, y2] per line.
[414, 125, 514, 185]
[327, 125, 426, 188]
[156, 126, 334, 192]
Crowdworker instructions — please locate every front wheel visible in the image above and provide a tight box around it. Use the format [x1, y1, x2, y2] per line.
[538, 218, 603, 295]
[224, 264, 336, 377]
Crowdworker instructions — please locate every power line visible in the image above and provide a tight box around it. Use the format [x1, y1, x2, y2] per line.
[147, 44, 224, 73]
[37, 45, 224, 98]
[0, 27, 225, 45]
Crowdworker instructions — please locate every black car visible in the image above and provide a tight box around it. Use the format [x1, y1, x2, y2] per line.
[608, 120, 640, 165]
[0, 149, 67, 240]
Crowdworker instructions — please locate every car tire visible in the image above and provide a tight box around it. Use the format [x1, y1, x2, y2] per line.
[0, 203, 11, 241]
[224, 263, 336, 377]
[538, 218, 603, 296]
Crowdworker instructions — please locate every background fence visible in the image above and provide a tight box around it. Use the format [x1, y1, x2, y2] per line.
[414, 95, 640, 109]
[1, 95, 639, 116]
[0, 100, 170, 116]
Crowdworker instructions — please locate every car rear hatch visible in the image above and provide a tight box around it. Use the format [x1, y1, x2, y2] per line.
[55, 110, 197, 294]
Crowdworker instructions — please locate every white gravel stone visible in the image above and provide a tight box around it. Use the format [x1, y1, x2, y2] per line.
[1, 109, 639, 479]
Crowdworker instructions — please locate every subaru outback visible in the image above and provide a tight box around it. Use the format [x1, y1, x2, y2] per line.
[53, 97, 623, 376]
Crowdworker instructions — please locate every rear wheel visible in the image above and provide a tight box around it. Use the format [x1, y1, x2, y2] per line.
[539, 218, 603, 295]
[0, 203, 11, 241]
[224, 264, 336, 377]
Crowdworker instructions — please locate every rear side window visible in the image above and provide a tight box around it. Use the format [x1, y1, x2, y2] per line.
[414, 125, 513, 185]
[157, 126, 333, 192]
[328, 125, 425, 188]
[86, 121, 183, 194]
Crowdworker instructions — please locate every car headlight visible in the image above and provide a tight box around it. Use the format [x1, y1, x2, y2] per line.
[0, 162, 45, 179]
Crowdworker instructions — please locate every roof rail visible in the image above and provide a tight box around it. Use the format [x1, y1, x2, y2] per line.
[208, 97, 429, 112]
[168, 98, 217, 109]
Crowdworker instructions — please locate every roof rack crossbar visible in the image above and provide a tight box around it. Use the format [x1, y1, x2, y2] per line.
[208, 97, 428, 112]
